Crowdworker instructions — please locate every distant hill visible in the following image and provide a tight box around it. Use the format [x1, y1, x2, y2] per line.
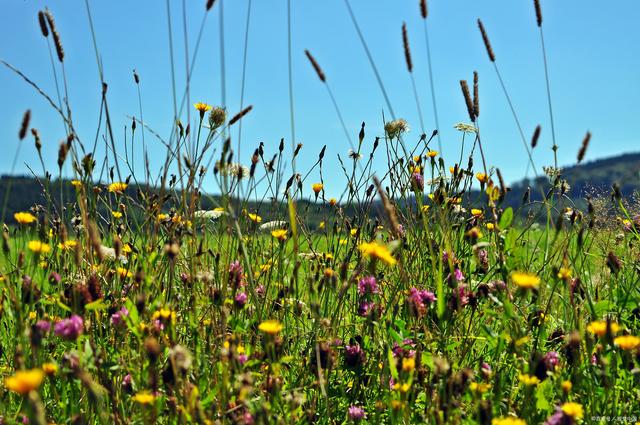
[1, 152, 639, 224]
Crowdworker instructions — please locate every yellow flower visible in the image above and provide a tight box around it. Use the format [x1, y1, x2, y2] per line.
[409, 165, 421, 174]
[359, 241, 397, 266]
[194, 102, 212, 114]
[312, 183, 324, 194]
[339, 238, 348, 246]
[28, 240, 51, 255]
[561, 380, 572, 393]
[318, 221, 326, 230]
[471, 208, 483, 217]
[116, 267, 132, 279]
[557, 267, 572, 279]
[122, 244, 132, 254]
[492, 418, 526, 425]
[71, 180, 82, 188]
[350, 228, 358, 237]
[614, 335, 640, 351]
[58, 240, 78, 250]
[157, 213, 169, 221]
[421, 205, 430, 213]
[587, 320, 620, 337]
[271, 229, 288, 241]
[112, 211, 123, 219]
[511, 271, 540, 290]
[486, 223, 495, 230]
[132, 391, 156, 404]
[329, 198, 337, 206]
[469, 382, 491, 394]
[427, 150, 438, 158]
[402, 357, 415, 372]
[560, 402, 583, 419]
[4, 369, 45, 395]
[108, 182, 128, 193]
[258, 320, 283, 335]
[41, 363, 58, 376]
[248, 213, 262, 224]
[29, 311, 37, 320]
[518, 373, 540, 386]
[476, 172, 488, 184]
[14, 211, 37, 225]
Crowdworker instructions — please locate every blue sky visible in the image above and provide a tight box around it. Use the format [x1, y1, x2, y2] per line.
[1, 1, 639, 198]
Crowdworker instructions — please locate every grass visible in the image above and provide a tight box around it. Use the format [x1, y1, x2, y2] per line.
[1, 1, 639, 424]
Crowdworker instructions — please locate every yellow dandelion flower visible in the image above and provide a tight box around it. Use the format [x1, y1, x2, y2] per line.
[194, 102, 212, 113]
[358, 241, 397, 266]
[122, 244, 132, 254]
[4, 369, 45, 395]
[28, 240, 51, 255]
[312, 183, 324, 194]
[486, 223, 495, 230]
[108, 182, 128, 193]
[132, 391, 156, 404]
[318, 221, 326, 229]
[329, 198, 337, 206]
[471, 208, 483, 217]
[271, 229, 288, 241]
[587, 320, 620, 337]
[58, 240, 78, 250]
[427, 150, 438, 158]
[350, 228, 358, 237]
[492, 418, 526, 425]
[614, 335, 640, 351]
[561, 380, 572, 393]
[28, 311, 37, 320]
[421, 205, 430, 212]
[402, 357, 415, 372]
[248, 213, 262, 223]
[518, 373, 540, 386]
[112, 211, 123, 219]
[557, 267, 572, 279]
[469, 382, 491, 394]
[116, 267, 132, 279]
[560, 402, 583, 419]
[157, 213, 169, 221]
[71, 180, 82, 188]
[41, 363, 58, 376]
[476, 172, 488, 184]
[258, 320, 283, 335]
[339, 238, 348, 246]
[511, 271, 540, 290]
[14, 211, 37, 225]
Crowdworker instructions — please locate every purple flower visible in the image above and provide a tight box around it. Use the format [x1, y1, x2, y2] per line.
[110, 307, 129, 327]
[544, 410, 564, 425]
[408, 287, 436, 316]
[35, 320, 51, 333]
[347, 406, 367, 422]
[344, 344, 365, 368]
[357, 276, 379, 296]
[255, 284, 265, 297]
[412, 173, 424, 191]
[234, 292, 248, 308]
[54, 315, 83, 340]
[48, 272, 61, 285]
[392, 338, 416, 358]
[543, 351, 560, 371]
[122, 373, 133, 393]
[357, 301, 378, 318]
[454, 268, 465, 282]
[237, 353, 248, 365]
[229, 260, 245, 287]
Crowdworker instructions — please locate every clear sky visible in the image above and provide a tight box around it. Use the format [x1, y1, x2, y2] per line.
[1, 1, 639, 198]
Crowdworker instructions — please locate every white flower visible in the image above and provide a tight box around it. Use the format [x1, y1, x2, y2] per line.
[99, 245, 128, 264]
[194, 209, 226, 221]
[453, 122, 477, 134]
[259, 220, 288, 231]
[216, 162, 250, 178]
[384, 119, 410, 139]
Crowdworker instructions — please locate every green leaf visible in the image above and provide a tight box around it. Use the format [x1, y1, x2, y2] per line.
[85, 298, 108, 311]
[388, 348, 398, 380]
[499, 207, 514, 229]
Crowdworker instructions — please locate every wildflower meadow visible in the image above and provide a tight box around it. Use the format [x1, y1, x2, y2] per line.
[1, 1, 639, 424]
